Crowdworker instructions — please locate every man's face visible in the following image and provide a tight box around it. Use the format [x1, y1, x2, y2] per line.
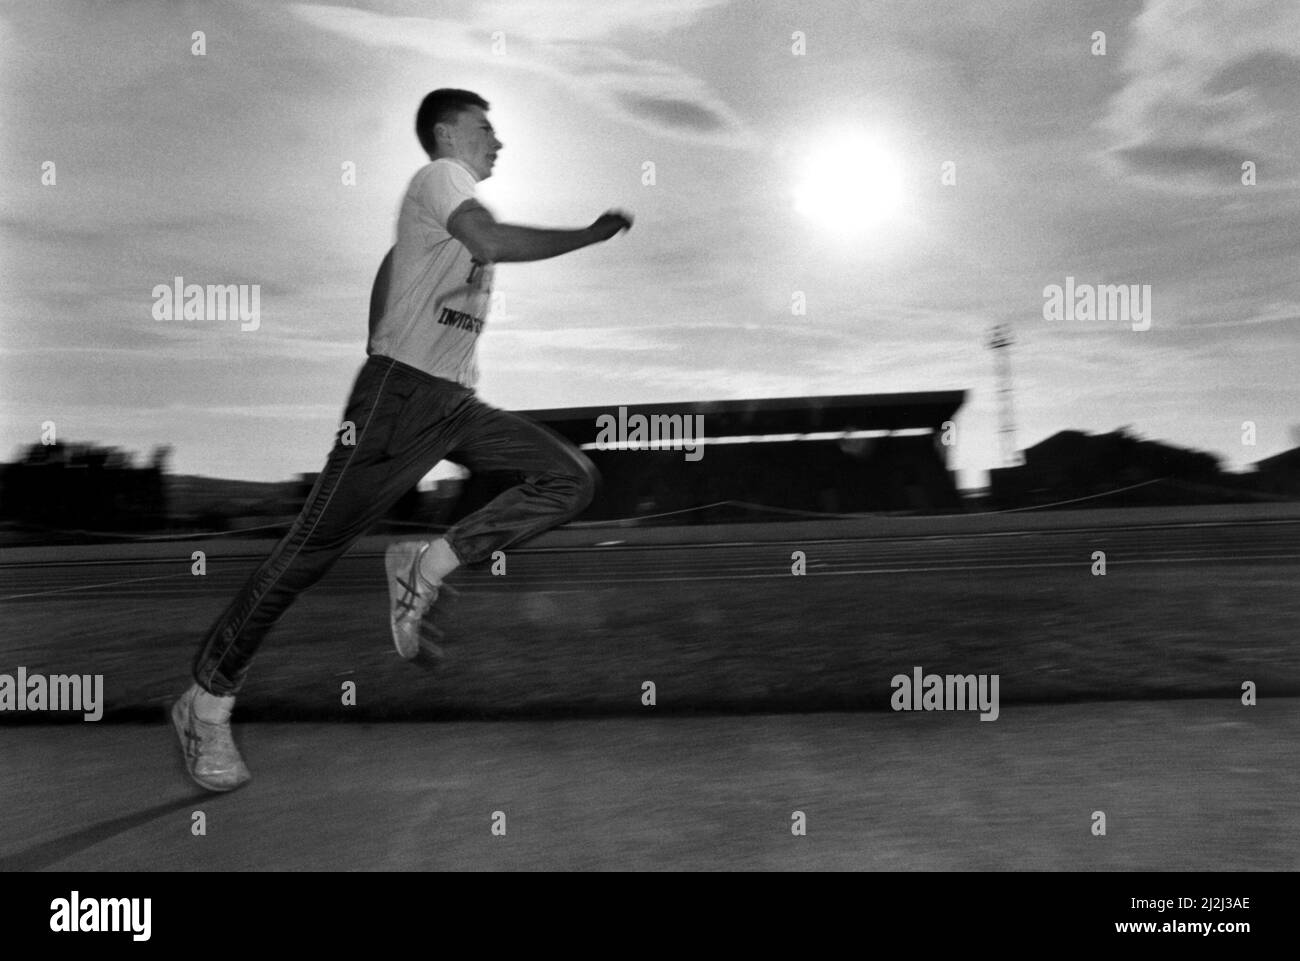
[439, 105, 502, 181]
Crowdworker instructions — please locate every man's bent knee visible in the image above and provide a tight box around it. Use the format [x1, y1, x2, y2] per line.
[554, 450, 598, 519]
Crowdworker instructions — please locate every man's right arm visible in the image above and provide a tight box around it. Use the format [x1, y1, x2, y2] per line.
[448, 204, 631, 264]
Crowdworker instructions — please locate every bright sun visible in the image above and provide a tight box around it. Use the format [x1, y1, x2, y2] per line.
[792, 130, 906, 233]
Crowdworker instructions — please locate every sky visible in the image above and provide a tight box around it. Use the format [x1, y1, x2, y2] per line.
[1, 0, 1298, 488]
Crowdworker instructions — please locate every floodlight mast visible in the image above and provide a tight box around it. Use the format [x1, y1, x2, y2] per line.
[987, 324, 1021, 468]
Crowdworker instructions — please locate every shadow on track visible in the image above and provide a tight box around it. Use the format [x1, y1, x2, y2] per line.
[0, 795, 207, 871]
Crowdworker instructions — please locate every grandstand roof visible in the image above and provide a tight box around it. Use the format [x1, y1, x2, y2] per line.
[518, 390, 966, 443]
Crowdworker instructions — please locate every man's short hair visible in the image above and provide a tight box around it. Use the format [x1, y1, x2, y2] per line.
[416, 89, 490, 156]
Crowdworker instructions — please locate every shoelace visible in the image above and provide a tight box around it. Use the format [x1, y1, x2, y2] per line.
[193, 714, 238, 755]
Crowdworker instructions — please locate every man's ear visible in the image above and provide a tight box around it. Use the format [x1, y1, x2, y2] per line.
[433, 121, 452, 151]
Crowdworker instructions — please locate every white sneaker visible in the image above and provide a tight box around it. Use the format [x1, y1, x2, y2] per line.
[171, 687, 251, 792]
[384, 540, 458, 661]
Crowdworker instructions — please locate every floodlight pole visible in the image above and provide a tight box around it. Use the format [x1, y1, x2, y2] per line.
[987, 324, 1021, 468]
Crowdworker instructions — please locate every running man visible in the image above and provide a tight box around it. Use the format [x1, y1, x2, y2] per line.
[172, 89, 633, 792]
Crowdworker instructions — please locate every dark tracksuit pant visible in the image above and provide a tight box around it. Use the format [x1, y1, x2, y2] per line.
[192, 354, 598, 695]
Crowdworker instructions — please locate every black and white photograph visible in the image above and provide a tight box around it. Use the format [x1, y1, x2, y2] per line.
[0, 0, 1295, 909]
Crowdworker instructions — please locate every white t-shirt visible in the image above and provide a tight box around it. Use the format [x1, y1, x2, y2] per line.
[368, 158, 495, 386]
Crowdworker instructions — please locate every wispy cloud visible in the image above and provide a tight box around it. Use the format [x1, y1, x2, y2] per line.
[474, 0, 731, 41]
[288, 2, 753, 147]
[1101, 0, 1300, 190]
